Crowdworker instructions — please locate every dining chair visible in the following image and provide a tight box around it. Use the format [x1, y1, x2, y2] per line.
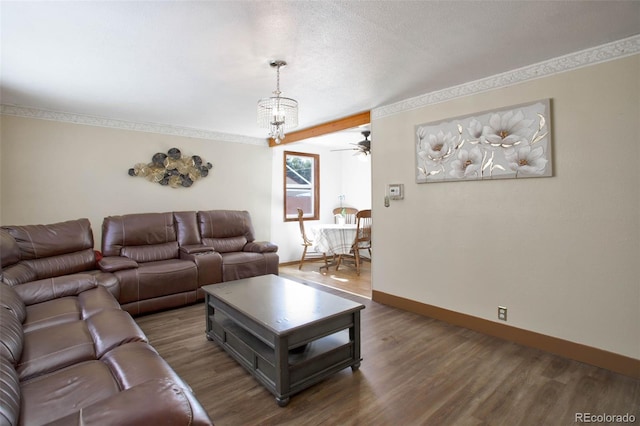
[336, 209, 371, 275]
[332, 207, 358, 224]
[296, 208, 328, 270]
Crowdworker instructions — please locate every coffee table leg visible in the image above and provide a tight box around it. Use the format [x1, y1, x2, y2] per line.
[276, 396, 290, 407]
[350, 311, 362, 371]
[275, 336, 291, 407]
[205, 294, 214, 341]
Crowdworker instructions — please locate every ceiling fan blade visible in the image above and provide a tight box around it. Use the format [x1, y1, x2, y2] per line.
[331, 130, 371, 153]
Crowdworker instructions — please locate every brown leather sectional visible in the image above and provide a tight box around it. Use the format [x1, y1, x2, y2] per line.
[0, 281, 212, 425]
[0, 210, 278, 425]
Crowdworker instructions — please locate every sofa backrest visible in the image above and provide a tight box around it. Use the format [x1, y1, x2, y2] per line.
[102, 212, 180, 262]
[197, 210, 255, 253]
[173, 211, 201, 247]
[1, 219, 96, 284]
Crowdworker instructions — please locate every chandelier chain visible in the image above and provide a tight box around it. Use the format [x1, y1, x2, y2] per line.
[274, 64, 281, 96]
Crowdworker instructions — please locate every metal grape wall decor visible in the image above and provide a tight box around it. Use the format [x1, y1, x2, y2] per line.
[128, 147, 213, 188]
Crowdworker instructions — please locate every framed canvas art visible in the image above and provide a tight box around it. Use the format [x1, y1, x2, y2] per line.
[415, 99, 552, 183]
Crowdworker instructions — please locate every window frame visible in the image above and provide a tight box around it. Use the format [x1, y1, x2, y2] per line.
[283, 151, 320, 222]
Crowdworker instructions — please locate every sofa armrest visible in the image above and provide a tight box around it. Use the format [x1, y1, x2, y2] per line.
[46, 378, 213, 426]
[244, 241, 278, 253]
[179, 245, 215, 255]
[14, 273, 98, 305]
[99, 256, 139, 272]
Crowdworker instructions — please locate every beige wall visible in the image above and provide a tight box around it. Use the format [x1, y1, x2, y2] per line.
[0, 113, 372, 265]
[371, 55, 640, 359]
[0, 116, 274, 246]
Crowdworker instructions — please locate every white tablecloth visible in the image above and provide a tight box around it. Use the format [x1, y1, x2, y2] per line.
[311, 224, 357, 255]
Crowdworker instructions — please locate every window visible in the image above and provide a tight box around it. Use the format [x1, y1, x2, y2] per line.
[284, 151, 319, 221]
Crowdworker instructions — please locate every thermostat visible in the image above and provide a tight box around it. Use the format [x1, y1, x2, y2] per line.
[388, 184, 404, 200]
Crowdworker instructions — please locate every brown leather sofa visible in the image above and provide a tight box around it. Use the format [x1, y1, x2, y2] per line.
[0, 218, 119, 298]
[100, 211, 222, 315]
[0, 280, 212, 425]
[100, 210, 278, 316]
[197, 210, 279, 282]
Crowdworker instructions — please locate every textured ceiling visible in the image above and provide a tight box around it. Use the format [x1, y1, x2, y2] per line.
[1, 1, 639, 146]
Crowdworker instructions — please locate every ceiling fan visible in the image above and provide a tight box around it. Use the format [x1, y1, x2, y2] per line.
[331, 130, 371, 156]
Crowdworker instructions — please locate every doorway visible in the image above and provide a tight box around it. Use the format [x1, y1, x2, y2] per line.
[278, 120, 372, 298]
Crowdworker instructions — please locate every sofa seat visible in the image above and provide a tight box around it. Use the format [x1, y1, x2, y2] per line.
[20, 359, 122, 426]
[114, 257, 200, 315]
[198, 210, 279, 282]
[220, 251, 275, 281]
[19, 340, 205, 426]
[22, 285, 120, 333]
[114, 259, 198, 303]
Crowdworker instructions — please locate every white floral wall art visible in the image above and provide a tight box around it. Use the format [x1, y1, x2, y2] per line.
[415, 99, 552, 183]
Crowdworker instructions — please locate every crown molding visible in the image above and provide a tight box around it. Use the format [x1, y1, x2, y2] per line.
[0, 105, 268, 146]
[2, 35, 638, 136]
[372, 34, 640, 119]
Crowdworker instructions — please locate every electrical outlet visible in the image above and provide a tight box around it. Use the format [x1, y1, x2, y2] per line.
[498, 306, 508, 321]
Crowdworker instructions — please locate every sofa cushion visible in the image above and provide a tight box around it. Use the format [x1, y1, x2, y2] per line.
[198, 209, 255, 243]
[121, 241, 179, 263]
[203, 235, 248, 253]
[18, 320, 96, 381]
[46, 378, 197, 426]
[23, 296, 80, 333]
[78, 285, 122, 318]
[101, 342, 186, 390]
[101, 212, 177, 257]
[14, 273, 98, 306]
[2, 219, 93, 260]
[21, 286, 120, 334]
[86, 309, 147, 358]
[115, 259, 198, 304]
[1, 219, 93, 261]
[0, 229, 21, 268]
[0, 283, 26, 323]
[1, 263, 37, 287]
[220, 252, 268, 282]
[0, 357, 20, 426]
[20, 360, 121, 426]
[0, 309, 23, 364]
[174, 211, 201, 246]
[21, 248, 97, 280]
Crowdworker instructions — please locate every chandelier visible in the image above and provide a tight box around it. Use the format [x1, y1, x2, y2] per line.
[257, 60, 298, 144]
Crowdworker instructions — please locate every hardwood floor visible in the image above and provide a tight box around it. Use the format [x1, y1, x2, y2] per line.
[279, 258, 371, 299]
[135, 281, 639, 426]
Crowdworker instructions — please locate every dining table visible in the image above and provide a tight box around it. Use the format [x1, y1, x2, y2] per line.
[310, 223, 358, 271]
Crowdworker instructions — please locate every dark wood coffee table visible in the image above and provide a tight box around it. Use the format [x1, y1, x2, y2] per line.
[202, 274, 365, 406]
